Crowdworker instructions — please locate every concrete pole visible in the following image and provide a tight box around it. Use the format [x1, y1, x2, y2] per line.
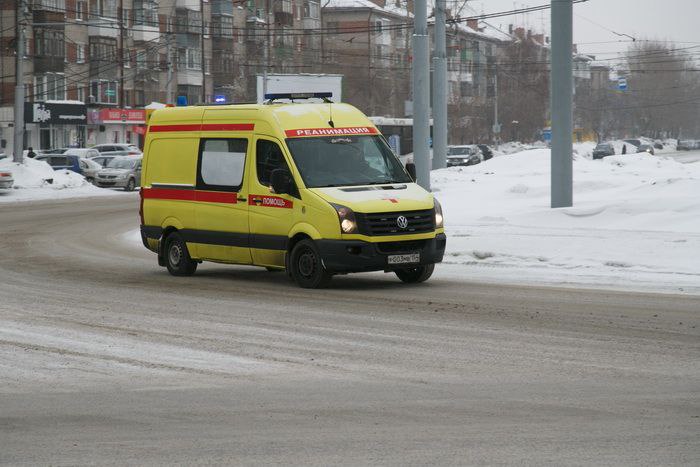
[493, 65, 499, 150]
[13, 0, 25, 163]
[166, 35, 173, 104]
[550, 0, 573, 208]
[431, 0, 447, 170]
[412, 0, 430, 190]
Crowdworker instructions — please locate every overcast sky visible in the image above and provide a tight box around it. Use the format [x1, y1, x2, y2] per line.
[459, 0, 699, 59]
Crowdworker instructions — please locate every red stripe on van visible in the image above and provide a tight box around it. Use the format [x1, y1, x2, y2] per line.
[148, 123, 255, 132]
[201, 123, 255, 132]
[143, 188, 196, 201]
[195, 191, 238, 204]
[143, 188, 238, 204]
[148, 124, 202, 132]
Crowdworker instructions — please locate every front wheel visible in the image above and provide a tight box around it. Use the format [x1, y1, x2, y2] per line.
[394, 264, 435, 284]
[164, 232, 197, 276]
[289, 239, 332, 288]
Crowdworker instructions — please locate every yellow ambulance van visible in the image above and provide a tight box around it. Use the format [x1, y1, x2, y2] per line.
[139, 93, 446, 288]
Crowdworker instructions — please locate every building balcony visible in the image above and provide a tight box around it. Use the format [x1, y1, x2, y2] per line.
[133, 25, 160, 42]
[88, 19, 119, 38]
[176, 0, 201, 10]
[177, 69, 203, 86]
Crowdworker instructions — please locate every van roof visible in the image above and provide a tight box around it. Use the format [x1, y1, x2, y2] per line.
[147, 102, 376, 135]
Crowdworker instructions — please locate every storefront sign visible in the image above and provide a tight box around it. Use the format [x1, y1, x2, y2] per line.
[88, 108, 147, 125]
[24, 102, 87, 125]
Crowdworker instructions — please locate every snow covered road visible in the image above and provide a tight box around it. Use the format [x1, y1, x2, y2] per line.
[0, 197, 698, 465]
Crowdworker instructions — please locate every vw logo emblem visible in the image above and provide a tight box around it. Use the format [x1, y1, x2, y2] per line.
[396, 215, 409, 229]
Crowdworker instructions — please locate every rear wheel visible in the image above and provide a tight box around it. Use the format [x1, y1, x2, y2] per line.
[289, 239, 332, 288]
[394, 264, 435, 284]
[125, 178, 136, 192]
[164, 232, 197, 276]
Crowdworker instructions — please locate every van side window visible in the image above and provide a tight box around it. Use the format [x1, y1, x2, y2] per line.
[256, 139, 290, 187]
[197, 138, 247, 191]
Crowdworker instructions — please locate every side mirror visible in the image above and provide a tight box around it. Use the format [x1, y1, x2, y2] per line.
[270, 168, 291, 195]
[405, 162, 417, 182]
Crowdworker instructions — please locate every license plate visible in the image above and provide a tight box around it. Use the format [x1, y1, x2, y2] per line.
[387, 253, 420, 265]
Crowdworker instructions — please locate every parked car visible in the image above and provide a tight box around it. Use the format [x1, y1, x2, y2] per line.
[677, 140, 695, 151]
[91, 155, 118, 167]
[0, 168, 13, 191]
[38, 148, 70, 155]
[653, 140, 664, 150]
[592, 142, 615, 159]
[623, 139, 642, 148]
[476, 144, 494, 160]
[637, 143, 655, 155]
[35, 154, 83, 174]
[78, 157, 103, 182]
[94, 156, 142, 191]
[446, 145, 482, 166]
[92, 143, 142, 157]
[65, 148, 100, 159]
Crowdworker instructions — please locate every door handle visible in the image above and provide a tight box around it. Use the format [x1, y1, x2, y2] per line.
[237, 196, 247, 202]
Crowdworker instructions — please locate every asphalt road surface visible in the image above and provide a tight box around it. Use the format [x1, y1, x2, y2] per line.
[1, 197, 698, 466]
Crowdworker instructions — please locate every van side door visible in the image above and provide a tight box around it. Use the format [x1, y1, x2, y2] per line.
[248, 136, 298, 268]
[193, 137, 252, 265]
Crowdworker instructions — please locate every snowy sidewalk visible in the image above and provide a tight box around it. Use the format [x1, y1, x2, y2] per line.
[434, 148, 700, 294]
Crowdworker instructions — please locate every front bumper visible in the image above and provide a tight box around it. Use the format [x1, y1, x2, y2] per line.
[316, 233, 446, 273]
[95, 178, 128, 188]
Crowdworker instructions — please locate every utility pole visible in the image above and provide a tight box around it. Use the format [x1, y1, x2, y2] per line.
[550, 0, 573, 208]
[119, 0, 125, 108]
[412, 0, 430, 190]
[13, 0, 25, 163]
[493, 64, 499, 150]
[166, 34, 173, 104]
[263, 0, 271, 99]
[431, 0, 447, 170]
[201, 0, 206, 103]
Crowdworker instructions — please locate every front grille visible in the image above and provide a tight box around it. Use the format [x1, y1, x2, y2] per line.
[357, 209, 434, 236]
[376, 240, 427, 254]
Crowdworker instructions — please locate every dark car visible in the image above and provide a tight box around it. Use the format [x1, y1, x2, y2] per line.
[623, 139, 641, 148]
[476, 144, 494, 160]
[592, 143, 615, 159]
[637, 143, 655, 155]
[677, 140, 694, 151]
[446, 145, 482, 166]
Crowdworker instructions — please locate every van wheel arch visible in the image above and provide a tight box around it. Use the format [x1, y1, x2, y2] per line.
[158, 227, 180, 267]
[286, 233, 312, 276]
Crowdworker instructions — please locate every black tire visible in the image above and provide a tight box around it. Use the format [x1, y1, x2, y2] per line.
[125, 178, 136, 192]
[394, 264, 435, 284]
[164, 232, 197, 276]
[289, 239, 332, 288]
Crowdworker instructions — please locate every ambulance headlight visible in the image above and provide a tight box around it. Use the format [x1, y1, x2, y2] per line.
[331, 203, 358, 234]
[434, 198, 444, 228]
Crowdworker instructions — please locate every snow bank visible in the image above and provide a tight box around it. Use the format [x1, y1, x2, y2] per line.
[0, 158, 131, 203]
[434, 149, 700, 294]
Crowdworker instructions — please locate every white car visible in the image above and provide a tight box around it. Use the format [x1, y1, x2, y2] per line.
[0, 168, 14, 192]
[64, 148, 100, 159]
[91, 143, 143, 157]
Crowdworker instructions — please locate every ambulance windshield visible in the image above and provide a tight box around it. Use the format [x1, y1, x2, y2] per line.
[286, 135, 412, 188]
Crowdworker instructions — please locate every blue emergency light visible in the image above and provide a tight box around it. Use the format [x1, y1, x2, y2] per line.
[264, 92, 333, 101]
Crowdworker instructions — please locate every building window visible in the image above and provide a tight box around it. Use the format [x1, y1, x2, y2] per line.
[89, 0, 118, 19]
[77, 85, 86, 103]
[89, 37, 117, 62]
[34, 73, 66, 101]
[76, 1, 86, 20]
[77, 44, 86, 63]
[177, 48, 202, 70]
[212, 15, 233, 37]
[90, 80, 119, 104]
[35, 29, 65, 58]
[374, 20, 383, 33]
[303, 0, 319, 19]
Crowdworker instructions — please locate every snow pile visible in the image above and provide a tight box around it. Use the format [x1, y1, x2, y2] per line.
[0, 158, 130, 203]
[433, 149, 700, 293]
